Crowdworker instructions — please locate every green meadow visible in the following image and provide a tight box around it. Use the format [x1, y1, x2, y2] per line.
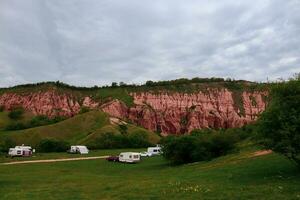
[0, 148, 299, 200]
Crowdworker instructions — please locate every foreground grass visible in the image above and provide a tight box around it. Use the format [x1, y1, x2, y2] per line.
[0, 149, 299, 200]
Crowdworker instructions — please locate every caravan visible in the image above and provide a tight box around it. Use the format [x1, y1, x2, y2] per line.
[68, 146, 89, 154]
[8, 145, 34, 157]
[119, 152, 140, 163]
[147, 146, 162, 156]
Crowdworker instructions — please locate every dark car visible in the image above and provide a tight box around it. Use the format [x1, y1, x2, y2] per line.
[106, 156, 119, 162]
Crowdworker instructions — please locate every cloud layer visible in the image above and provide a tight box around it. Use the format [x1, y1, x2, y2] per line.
[0, 0, 299, 87]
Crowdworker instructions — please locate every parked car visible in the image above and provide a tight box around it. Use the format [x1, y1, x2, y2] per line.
[106, 156, 119, 162]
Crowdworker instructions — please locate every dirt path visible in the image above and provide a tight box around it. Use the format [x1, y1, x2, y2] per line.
[0, 156, 109, 165]
[251, 150, 272, 157]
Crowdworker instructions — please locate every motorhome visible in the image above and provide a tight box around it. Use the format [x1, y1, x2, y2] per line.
[147, 146, 162, 156]
[119, 152, 140, 163]
[8, 145, 34, 157]
[68, 145, 89, 154]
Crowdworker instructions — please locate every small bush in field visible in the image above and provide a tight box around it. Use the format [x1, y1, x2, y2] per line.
[8, 107, 24, 120]
[79, 106, 90, 114]
[37, 138, 69, 152]
[161, 131, 238, 164]
[87, 132, 152, 150]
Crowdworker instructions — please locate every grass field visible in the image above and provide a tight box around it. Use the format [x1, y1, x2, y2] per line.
[0, 111, 160, 147]
[0, 148, 299, 200]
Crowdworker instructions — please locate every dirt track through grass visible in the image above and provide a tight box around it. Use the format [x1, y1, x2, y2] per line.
[0, 155, 108, 165]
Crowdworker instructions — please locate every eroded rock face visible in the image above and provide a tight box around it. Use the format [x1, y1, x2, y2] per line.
[0, 88, 268, 134]
[0, 91, 81, 117]
[100, 89, 267, 134]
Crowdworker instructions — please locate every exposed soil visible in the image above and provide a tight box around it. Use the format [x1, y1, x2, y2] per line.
[1, 155, 108, 165]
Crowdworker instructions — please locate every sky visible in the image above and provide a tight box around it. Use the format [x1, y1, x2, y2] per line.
[0, 0, 299, 87]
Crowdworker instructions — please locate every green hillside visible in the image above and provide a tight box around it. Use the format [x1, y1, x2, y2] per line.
[0, 111, 160, 147]
[0, 147, 299, 199]
[0, 111, 34, 130]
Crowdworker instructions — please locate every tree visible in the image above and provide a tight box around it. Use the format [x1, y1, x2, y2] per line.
[8, 107, 24, 120]
[111, 82, 118, 87]
[38, 138, 69, 152]
[258, 76, 300, 166]
[119, 124, 128, 135]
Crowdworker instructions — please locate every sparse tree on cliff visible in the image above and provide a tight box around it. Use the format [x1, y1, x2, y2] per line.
[258, 75, 300, 167]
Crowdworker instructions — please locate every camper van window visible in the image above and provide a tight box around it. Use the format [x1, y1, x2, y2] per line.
[129, 155, 132, 158]
[133, 155, 139, 159]
[153, 149, 158, 152]
[17, 150, 21, 154]
[120, 155, 123, 157]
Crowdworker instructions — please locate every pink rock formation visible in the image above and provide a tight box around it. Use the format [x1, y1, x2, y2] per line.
[0, 91, 81, 117]
[0, 88, 268, 134]
[100, 89, 267, 134]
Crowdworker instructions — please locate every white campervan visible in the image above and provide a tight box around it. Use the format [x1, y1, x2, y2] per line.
[69, 145, 89, 154]
[119, 152, 140, 163]
[147, 146, 162, 156]
[8, 145, 34, 157]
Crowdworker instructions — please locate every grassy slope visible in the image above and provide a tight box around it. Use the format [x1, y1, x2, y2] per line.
[0, 148, 299, 200]
[0, 111, 160, 147]
[0, 111, 34, 130]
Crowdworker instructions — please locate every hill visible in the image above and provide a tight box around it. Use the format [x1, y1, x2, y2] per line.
[0, 78, 270, 135]
[0, 111, 160, 147]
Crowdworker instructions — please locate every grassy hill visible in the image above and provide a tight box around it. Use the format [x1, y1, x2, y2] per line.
[0, 111, 160, 147]
[0, 146, 299, 199]
[0, 111, 35, 130]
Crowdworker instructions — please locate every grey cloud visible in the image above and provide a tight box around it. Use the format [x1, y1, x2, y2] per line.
[0, 0, 299, 87]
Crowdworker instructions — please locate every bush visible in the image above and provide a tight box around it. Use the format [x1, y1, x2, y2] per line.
[119, 124, 128, 135]
[37, 138, 69, 152]
[0, 105, 4, 112]
[8, 107, 24, 120]
[29, 115, 49, 127]
[87, 132, 152, 150]
[79, 106, 90, 114]
[5, 122, 27, 130]
[4, 115, 66, 131]
[257, 76, 300, 166]
[0, 138, 16, 153]
[161, 132, 238, 164]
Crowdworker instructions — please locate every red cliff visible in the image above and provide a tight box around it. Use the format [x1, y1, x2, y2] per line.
[100, 89, 267, 134]
[0, 88, 267, 134]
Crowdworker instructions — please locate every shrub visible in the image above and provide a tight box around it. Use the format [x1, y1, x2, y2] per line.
[79, 106, 90, 114]
[119, 124, 128, 135]
[257, 76, 300, 166]
[8, 107, 24, 120]
[162, 132, 238, 164]
[37, 138, 69, 152]
[87, 132, 152, 150]
[162, 136, 199, 164]
[5, 122, 27, 130]
[0, 138, 16, 153]
[127, 132, 151, 148]
[29, 115, 50, 127]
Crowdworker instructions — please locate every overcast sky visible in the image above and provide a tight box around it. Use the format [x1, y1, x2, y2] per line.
[0, 0, 299, 87]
